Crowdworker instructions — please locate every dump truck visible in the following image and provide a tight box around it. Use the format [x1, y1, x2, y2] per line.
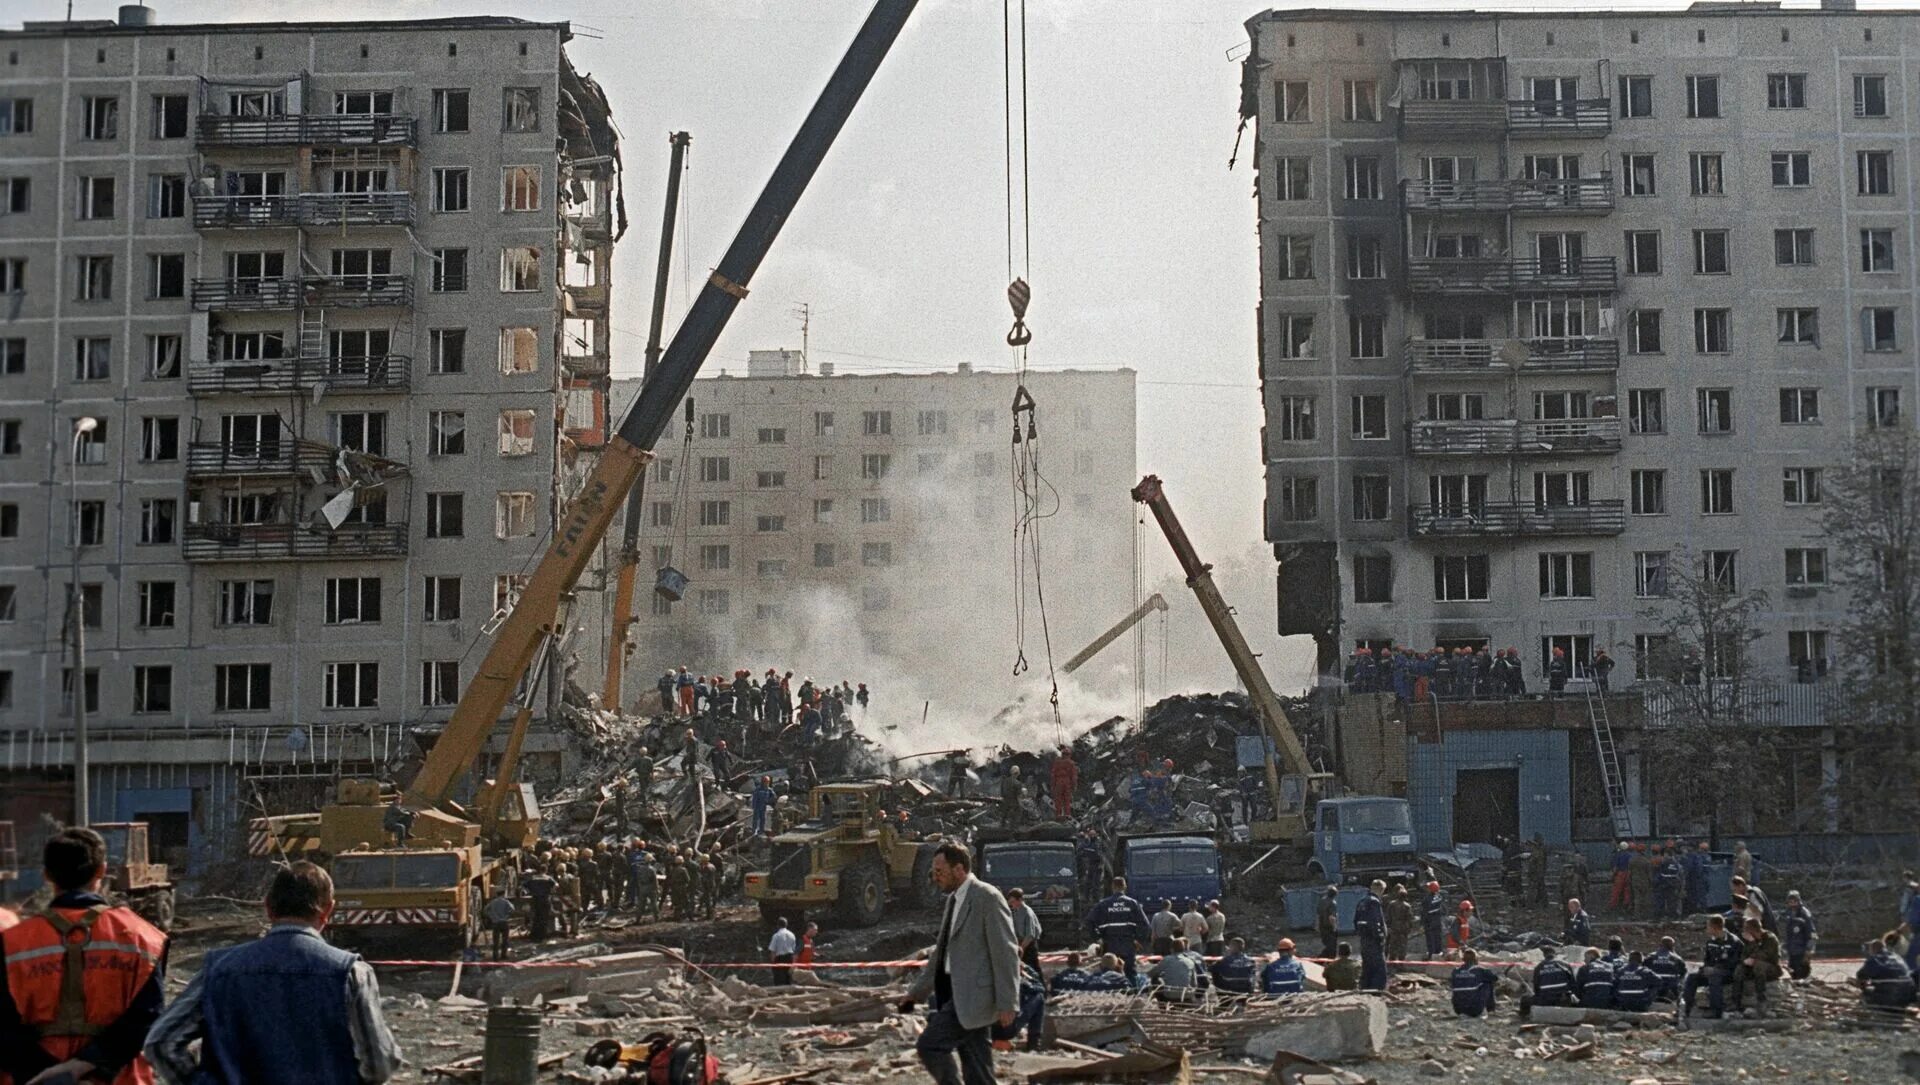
[742, 782, 941, 927]
[975, 824, 1081, 946]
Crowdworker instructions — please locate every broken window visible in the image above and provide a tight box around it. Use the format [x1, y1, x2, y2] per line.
[503, 165, 540, 211]
[78, 175, 115, 220]
[499, 327, 539, 373]
[82, 96, 118, 140]
[496, 491, 536, 538]
[503, 87, 539, 132]
[74, 338, 110, 382]
[498, 410, 535, 456]
[76, 256, 112, 301]
[138, 498, 175, 544]
[500, 247, 540, 291]
[430, 410, 465, 455]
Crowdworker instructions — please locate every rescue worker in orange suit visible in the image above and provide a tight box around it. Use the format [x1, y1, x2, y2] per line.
[1050, 746, 1079, 820]
[0, 827, 167, 1085]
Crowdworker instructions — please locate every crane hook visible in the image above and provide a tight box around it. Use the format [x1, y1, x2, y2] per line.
[1006, 278, 1033, 347]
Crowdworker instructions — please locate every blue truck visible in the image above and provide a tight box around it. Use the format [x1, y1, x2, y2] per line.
[1307, 796, 1420, 883]
[1116, 833, 1225, 908]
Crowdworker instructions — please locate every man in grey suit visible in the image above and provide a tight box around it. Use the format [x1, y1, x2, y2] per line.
[900, 840, 1020, 1085]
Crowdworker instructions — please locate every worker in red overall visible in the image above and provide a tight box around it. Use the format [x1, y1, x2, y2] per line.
[1, 828, 168, 1085]
[1050, 746, 1080, 819]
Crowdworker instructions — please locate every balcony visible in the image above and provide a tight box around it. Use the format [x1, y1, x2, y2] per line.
[1520, 418, 1621, 454]
[1406, 337, 1620, 376]
[1506, 98, 1613, 138]
[188, 355, 412, 396]
[1399, 99, 1509, 138]
[1405, 257, 1616, 296]
[1402, 176, 1614, 215]
[192, 192, 415, 230]
[185, 440, 338, 479]
[196, 113, 416, 148]
[182, 522, 409, 562]
[1409, 417, 1622, 455]
[190, 275, 413, 312]
[1409, 500, 1626, 537]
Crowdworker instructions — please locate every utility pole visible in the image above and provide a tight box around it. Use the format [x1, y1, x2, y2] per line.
[792, 302, 811, 370]
[70, 416, 98, 828]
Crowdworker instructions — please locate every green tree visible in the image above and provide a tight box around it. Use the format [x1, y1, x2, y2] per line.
[1634, 553, 1780, 840]
[1820, 429, 1920, 828]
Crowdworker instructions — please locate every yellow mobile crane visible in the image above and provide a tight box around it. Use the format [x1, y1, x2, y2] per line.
[1133, 474, 1420, 887]
[257, 2, 923, 945]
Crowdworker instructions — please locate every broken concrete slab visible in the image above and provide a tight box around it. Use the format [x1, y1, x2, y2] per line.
[1529, 1005, 1672, 1028]
[1242, 998, 1387, 1063]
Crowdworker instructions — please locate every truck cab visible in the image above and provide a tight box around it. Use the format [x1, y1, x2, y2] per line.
[1116, 834, 1223, 909]
[1309, 797, 1418, 883]
[976, 827, 1079, 947]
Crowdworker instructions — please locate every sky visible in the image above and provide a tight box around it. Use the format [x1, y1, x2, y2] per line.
[18, 0, 1898, 706]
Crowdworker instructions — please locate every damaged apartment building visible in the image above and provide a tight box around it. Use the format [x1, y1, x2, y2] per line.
[0, 9, 621, 872]
[1243, 3, 1917, 856]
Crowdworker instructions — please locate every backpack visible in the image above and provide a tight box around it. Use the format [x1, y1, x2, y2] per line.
[584, 1032, 720, 1085]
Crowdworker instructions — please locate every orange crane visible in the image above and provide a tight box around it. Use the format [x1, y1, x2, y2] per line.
[603, 131, 692, 712]
[254, 4, 921, 950]
[405, 0, 920, 809]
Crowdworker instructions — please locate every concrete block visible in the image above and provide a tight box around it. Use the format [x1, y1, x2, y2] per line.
[1242, 998, 1387, 1062]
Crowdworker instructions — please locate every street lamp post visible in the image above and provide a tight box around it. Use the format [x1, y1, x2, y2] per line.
[70, 415, 98, 828]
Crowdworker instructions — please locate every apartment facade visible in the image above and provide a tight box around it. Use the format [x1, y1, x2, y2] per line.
[1245, 2, 1918, 690]
[607, 356, 1138, 707]
[0, 11, 618, 867]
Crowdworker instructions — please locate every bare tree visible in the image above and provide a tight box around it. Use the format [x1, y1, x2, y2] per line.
[1821, 428, 1920, 827]
[1634, 553, 1780, 840]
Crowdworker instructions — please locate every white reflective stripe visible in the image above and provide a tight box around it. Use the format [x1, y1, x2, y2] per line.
[4, 941, 160, 969]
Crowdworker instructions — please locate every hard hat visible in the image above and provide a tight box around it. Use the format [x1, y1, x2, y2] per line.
[1425, 881, 1440, 892]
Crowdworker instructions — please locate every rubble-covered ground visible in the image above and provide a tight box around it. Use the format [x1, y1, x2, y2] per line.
[158, 894, 1919, 1085]
[160, 692, 1916, 1082]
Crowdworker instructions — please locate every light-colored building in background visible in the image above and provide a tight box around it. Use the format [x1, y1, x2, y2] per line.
[606, 356, 1138, 709]
[1245, 2, 1915, 688]
[0, 10, 618, 866]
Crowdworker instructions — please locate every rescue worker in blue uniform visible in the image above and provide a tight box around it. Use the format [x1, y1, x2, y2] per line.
[1528, 945, 1576, 1009]
[1682, 915, 1743, 1020]
[1209, 937, 1257, 995]
[1421, 881, 1447, 960]
[1354, 879, 1388, 991]
[1782, 890, 1817, 981]
[1855, 933, 1917, 1010]
[1574, 947, 1615, 1009]
[1048, 953, 1092, 993]
[1085, 877, 1151, 981]
[1449, 949, 1498, 1017]
[1613, 951, 1658, 1012]
[1260, 938, 1307, 995]
[1646, 936, 1688, 1002]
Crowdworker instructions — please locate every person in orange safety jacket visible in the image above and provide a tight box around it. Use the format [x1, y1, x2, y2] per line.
[1, 827, 167, 1085]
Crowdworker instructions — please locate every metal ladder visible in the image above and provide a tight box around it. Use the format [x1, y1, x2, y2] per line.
[1584, 682, 1635, 838]
[298, 307, 326, 360]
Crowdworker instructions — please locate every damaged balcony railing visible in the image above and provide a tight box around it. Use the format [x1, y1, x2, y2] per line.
[1409, 417, 1622, 455]
[190, 274, 413, 311]
[1405, 256, 1616, 295]
[196, 112, 416, 147]
[1409, 499, 1626, 537]
[189, 355, 412, 395]
[192, 192, 415, 229]
[182, 522, 409, 562]
[1406, 337, 1619, 375]
[1401, 175, 1614, 214]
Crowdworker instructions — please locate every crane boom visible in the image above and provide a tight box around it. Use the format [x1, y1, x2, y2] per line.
[1062, 593, 1168, 675]
[1131, 475, 1313, 780]
[603, 130, 692, 711]
[406, 0, 922, 808]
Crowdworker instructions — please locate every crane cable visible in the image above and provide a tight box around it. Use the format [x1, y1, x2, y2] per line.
[1001, 0, 1063, 746]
